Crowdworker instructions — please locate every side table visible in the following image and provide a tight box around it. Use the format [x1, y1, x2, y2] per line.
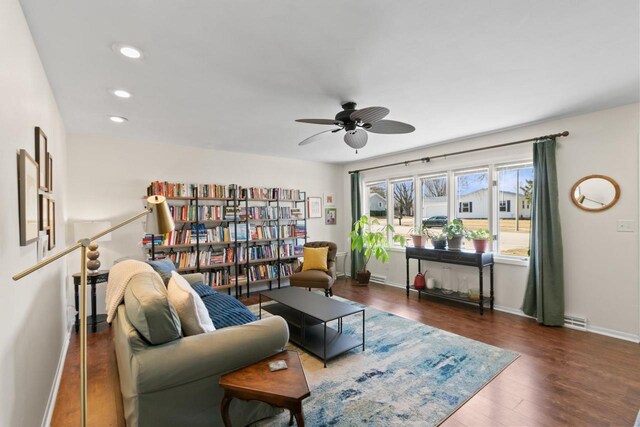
[219, 350, 310, 426]
[73, 270, 109, 333]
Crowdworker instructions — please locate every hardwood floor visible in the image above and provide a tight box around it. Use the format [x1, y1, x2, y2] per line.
[52, 279, 640, 426]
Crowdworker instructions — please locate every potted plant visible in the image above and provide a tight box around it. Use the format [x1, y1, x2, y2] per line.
[466, 228, 492, 253]
[349, 215, 405, 285]
[443, 218, 465, 250]
[431, 233, 447, 250]
[409, 224, 432, 248]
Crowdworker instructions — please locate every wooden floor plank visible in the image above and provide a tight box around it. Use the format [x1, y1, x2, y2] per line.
[51, 279, 640, 426]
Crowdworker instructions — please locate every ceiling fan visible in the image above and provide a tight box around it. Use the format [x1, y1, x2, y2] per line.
[295, 102, 415, 151]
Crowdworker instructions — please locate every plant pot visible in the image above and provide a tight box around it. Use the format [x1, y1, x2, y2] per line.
[411, 234, 428, 248]
[447, 235, 463, 250]
[356, 270, 371, 285]
[432, 239, 447, 250]
[472, 238, 488, 253]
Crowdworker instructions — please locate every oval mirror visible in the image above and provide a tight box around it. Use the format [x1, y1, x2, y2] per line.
[570, 175, 620, 212]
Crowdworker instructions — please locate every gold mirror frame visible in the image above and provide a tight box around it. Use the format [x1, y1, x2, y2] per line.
[570, 174, 620, 212]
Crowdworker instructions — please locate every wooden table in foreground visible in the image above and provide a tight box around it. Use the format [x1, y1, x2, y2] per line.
[219, 350, 310, 427]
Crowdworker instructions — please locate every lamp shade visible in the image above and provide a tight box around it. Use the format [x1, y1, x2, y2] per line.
[74, 221, 113, 243]
[146, 195, 175, 234]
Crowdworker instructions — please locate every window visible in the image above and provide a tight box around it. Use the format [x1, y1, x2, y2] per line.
[391, 178, 415, 243]
[497, 164, 533, 257]
[366, 182, 387, 228]
[421, 174, 448, 240]
[455, 169, 489, 250]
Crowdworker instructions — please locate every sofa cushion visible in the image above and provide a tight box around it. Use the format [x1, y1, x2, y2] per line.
[167, 272, 215, 336]
[124, 271, 182, 345]
[301, 246, 328, 272]
[146, 258, 177, 284]
[289, 269, 333, 288]
[198, 290, 258, 329]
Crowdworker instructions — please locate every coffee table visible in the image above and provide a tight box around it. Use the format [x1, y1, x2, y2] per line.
[260, 287, 365, 367]
[219, 350, 310, 427]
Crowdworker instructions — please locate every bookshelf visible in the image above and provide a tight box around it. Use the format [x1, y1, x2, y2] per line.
[143, 182, 307, 297]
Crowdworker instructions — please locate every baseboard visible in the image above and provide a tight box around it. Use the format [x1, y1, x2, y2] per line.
[377, 281, 640, 343]
[42, 327, 72, 427]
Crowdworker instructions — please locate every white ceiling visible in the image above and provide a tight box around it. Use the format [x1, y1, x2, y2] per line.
[20, 0, 639, 163]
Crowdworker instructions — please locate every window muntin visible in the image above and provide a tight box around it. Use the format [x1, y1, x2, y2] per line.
[497, 164, 533, 257]
[454, 169, 489, 250]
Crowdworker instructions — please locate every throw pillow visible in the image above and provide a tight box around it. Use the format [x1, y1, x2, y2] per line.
[147, 258, 177, 284]
[301, 246, 329, 272]
[167, 271, 215, 336]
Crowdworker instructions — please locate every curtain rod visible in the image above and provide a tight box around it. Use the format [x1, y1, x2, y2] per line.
[348, 130, 569, 175]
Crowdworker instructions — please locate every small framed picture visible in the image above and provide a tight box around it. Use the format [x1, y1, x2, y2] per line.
[37, 232, 48, 262]
[39, 194, 49, 231]
[18, 149, 39, 246]
[307, 197, 322, 218]
[35, 127, 48, 191]
[47, 198, 56, 250]
[325, 208, 337, 225]
[46, 153, 53, 192]
[324, 193, 335, 206]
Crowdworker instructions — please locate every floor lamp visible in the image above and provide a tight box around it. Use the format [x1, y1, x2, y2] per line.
[13, 195, 175, 427]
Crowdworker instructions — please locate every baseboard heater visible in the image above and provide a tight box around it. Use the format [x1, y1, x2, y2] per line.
[564, 315, 587, 331]
[369, 274, 386, 284]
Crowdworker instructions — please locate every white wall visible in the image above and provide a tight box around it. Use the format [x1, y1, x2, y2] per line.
[0, 1, 68, 426]
[343, 104, 640, 341]
[66, 134, 346, 313]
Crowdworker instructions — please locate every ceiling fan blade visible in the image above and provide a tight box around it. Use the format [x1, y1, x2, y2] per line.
[295, 118, 342, 125]
[344, 129, 368, 149]
[298, 129, 340, 146]
[350, 106, 389, 124]
[367, 119, 415, 134]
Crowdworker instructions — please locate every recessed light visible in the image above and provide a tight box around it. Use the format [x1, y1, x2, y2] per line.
[109, 116, 128, 123]
[112, 89, 132, 99]
[112, 43, 143, 59]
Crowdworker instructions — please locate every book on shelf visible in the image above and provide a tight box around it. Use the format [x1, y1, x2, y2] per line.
[142, 233, 164, 247]
[290, 208, 303, 219]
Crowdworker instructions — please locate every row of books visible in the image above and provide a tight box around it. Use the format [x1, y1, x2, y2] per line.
[246, 244, 300, 261]
[246, 206, 303, 220]
[155, 246, 300, 269]
[148, 181, 303, 201]
[242, 261, 299, 282]
[170, 205, 224, 222]
[142, 234, 163, 248]
[203, 270, 231, 288]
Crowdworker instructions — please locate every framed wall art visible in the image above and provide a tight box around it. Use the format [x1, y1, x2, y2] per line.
[325, 207, 337, 225]
[46, 152, 53, 192]
[39, 194, 49, 231]
[307, 197, 322, 218]
[324, 193, 335, 206]
[48, 198, 56, 250]
[18, 149, 39, 246]
[35, 127, 48, 191]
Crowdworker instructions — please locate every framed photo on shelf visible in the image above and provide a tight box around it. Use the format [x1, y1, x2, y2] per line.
[324, 193, 335, 206]
[47, 198, 56, 250]
[35, 127, 48, 191]
[18, 149, 39, 246]
[325, 208, 337, 225]
[307, 197, 322, 218]
[39, 194, 49, 231]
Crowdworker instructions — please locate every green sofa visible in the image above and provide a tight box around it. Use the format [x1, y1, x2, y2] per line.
[112, 270, 289, 426]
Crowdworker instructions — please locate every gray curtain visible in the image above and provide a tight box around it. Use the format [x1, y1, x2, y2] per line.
[350, 172, 364, 277]
[522, 138, 565, 326]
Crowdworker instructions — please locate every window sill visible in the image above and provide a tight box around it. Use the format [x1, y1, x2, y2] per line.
[389, 246, 529, 267]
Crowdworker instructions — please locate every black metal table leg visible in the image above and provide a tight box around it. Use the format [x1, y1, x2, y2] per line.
[490, 264, 494, 310]
[323, 322, 327, 368]
[479, 267, 484, 315]
[91, 276, 97, 332]
[405, 258, 410, 297]
[362, 310, 365, 352]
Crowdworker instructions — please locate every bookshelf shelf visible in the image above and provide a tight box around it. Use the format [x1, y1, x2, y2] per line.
[144, 181, 307, 298]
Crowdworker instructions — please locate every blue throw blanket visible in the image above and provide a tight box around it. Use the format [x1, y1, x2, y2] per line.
[191, 283, 258, 329]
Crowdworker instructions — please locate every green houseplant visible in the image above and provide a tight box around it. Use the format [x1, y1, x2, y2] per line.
[443, 218, 465, 250]
[409, 224, 432, 248]
[466, 228, 492, 253]
[349, 215, 405, 284]
[431, 233, 447, 250]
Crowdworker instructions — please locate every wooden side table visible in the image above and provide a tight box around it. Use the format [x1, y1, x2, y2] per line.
[72, 270, 109, 333]
[219, 350, 310, 426]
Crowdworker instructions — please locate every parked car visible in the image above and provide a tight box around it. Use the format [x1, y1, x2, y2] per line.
[422, 216, 463, 228]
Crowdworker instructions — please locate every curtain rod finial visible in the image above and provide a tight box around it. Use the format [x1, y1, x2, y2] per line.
[561, 131, 569, 137]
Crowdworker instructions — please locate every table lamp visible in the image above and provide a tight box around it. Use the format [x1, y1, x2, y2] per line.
[13, 195, 174, 427]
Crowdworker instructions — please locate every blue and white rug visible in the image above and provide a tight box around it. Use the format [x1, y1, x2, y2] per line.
[251, 297, 518, 426]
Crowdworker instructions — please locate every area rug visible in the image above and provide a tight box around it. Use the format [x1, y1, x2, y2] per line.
[249, 296, 519, 426]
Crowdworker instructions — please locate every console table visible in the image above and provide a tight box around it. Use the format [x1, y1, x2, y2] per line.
[405, 248, 494, 314]
[73, 270, 109, 332]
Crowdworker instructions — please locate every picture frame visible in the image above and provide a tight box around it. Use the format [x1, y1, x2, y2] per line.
[307, 197, 322, 218]
[18, 149, 39, 246]
[324, 193, 335, 206]
[35, 127, 48, 191]
[46, 152, 53, 192]
[39, 194, 49, 231]
[325, 207, 337, 225]
[37, 232, 48, 262]
[48, 198, 56, 250]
